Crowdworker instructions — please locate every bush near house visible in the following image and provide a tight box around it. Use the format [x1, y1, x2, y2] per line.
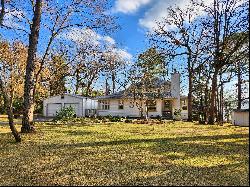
[54, 106, 76, 121]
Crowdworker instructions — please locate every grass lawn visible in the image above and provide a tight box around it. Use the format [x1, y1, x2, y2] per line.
[0, 120, 249, 186]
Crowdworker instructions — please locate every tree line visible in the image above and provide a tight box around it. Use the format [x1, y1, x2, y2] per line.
[149, 0, 249, 124]
[0, 0, 249, 142]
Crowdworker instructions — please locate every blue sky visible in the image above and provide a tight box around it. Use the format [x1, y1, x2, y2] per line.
[0, 0, 248, 102]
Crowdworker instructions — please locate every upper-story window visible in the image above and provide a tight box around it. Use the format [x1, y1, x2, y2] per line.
[118, 100, 124, 110]
[99, 100, 110, 110]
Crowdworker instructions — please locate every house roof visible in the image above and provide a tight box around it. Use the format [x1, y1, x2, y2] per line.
[94, 90, 177, 100]
[94, 91, 124, 100]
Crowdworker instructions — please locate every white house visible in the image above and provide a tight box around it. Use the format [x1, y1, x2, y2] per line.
[43, 94, 98, 117]
[231, 109, 249, 127]
[95, 72, 188, 120]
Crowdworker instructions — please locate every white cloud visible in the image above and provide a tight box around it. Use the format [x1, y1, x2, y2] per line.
[112, 0, 152, 14]
[61, 28, 102, 45]
[60, 28, 133, 62]
[103, 36, 116, 45]
[3, 8, 26, 30]
[139, 0, 214, 30]
[114, 48, 133, 61]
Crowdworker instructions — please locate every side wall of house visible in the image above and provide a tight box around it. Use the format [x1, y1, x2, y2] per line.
[43, 95, 84, 117]
[97, 99, 162, 117]
[83, 98, 98, 116]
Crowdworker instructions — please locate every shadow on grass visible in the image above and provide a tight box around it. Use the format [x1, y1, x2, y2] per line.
[0, 130, 248, 186]
[42, 133, 249, 149]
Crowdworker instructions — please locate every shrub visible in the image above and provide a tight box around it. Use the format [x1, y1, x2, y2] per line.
[110, 116, 121, 122]
[125, 119, 132, 123]
[173, 109, 182, 120]
[54, 106, 76, 121]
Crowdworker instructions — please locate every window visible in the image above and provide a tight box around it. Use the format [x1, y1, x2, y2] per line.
[182, 106, 188, 110]
[118, 100, 124, 110]
[147, 100, 157, 112]
[99, 100, 110, 110]
[164, 100, 171, 111]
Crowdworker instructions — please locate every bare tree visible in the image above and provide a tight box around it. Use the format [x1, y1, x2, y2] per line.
[196, 0, 249, 124]
[150, 2, 209, 121]
[1, 0, 117, 132]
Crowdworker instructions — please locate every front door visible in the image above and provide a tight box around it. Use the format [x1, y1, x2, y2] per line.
[162, 100, 173, 119]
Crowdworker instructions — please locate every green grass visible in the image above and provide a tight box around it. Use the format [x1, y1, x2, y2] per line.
[0, 120, 249, 186]
[0, 115, 20, 122]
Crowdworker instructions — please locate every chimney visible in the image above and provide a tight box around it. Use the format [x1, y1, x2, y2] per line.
[171, 71, 181, 115]
[171, 72, 180, 98]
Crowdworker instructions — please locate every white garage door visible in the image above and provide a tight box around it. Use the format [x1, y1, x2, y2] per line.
[47, 103, 62, 116]
[64, 103, 80, 116]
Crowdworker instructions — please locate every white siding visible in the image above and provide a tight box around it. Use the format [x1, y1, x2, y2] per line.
[43, 95, 99, 117]
[98, 99, 162, 117]
[232, 111, 249, 126]
[180, 98, 188, 120]
[47, 103, 62, 116]
[83, 98, 98, 116]
[43, 95, 83, 117]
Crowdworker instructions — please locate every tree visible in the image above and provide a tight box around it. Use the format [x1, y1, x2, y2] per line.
[0, 40, 24, 142]
[150, 2, 209, 121]
[126, 48, 168, 119]
[48, 55, 69, 96]
[1, 0, 117, 132]
[197, 0, 249, 124]
[102, 45, 129, 94]
[0, 0, 5, 25]
[21, 0, 42, 133]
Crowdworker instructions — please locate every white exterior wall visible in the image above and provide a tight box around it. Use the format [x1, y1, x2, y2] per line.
[83, 98, 98, 116]
[43, 94, 98, 117]
[98, 99, 162, 117]
[180, 98, 188, 120]
[232, 111, 249, 126]
[43, 95, 83, 117]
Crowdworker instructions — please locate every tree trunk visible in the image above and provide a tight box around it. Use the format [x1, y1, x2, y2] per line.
[204, 82, 209, 122]
[187, 54, 193, 122]
[75, 69, 80, 95]
[220, 84, 224, 123]
[0, 78, 21, 142]
[237, 61, 242, 109]
[216, 86, 220, 122]
[0, 0, 5, 25]
[21, 0, 42, 133]
[208, 69, 218, 124]
[111, 72, 115, 94]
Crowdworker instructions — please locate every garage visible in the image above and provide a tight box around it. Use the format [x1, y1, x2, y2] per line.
[43, 94, 98, 117]
[47, 103, 62, 116]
